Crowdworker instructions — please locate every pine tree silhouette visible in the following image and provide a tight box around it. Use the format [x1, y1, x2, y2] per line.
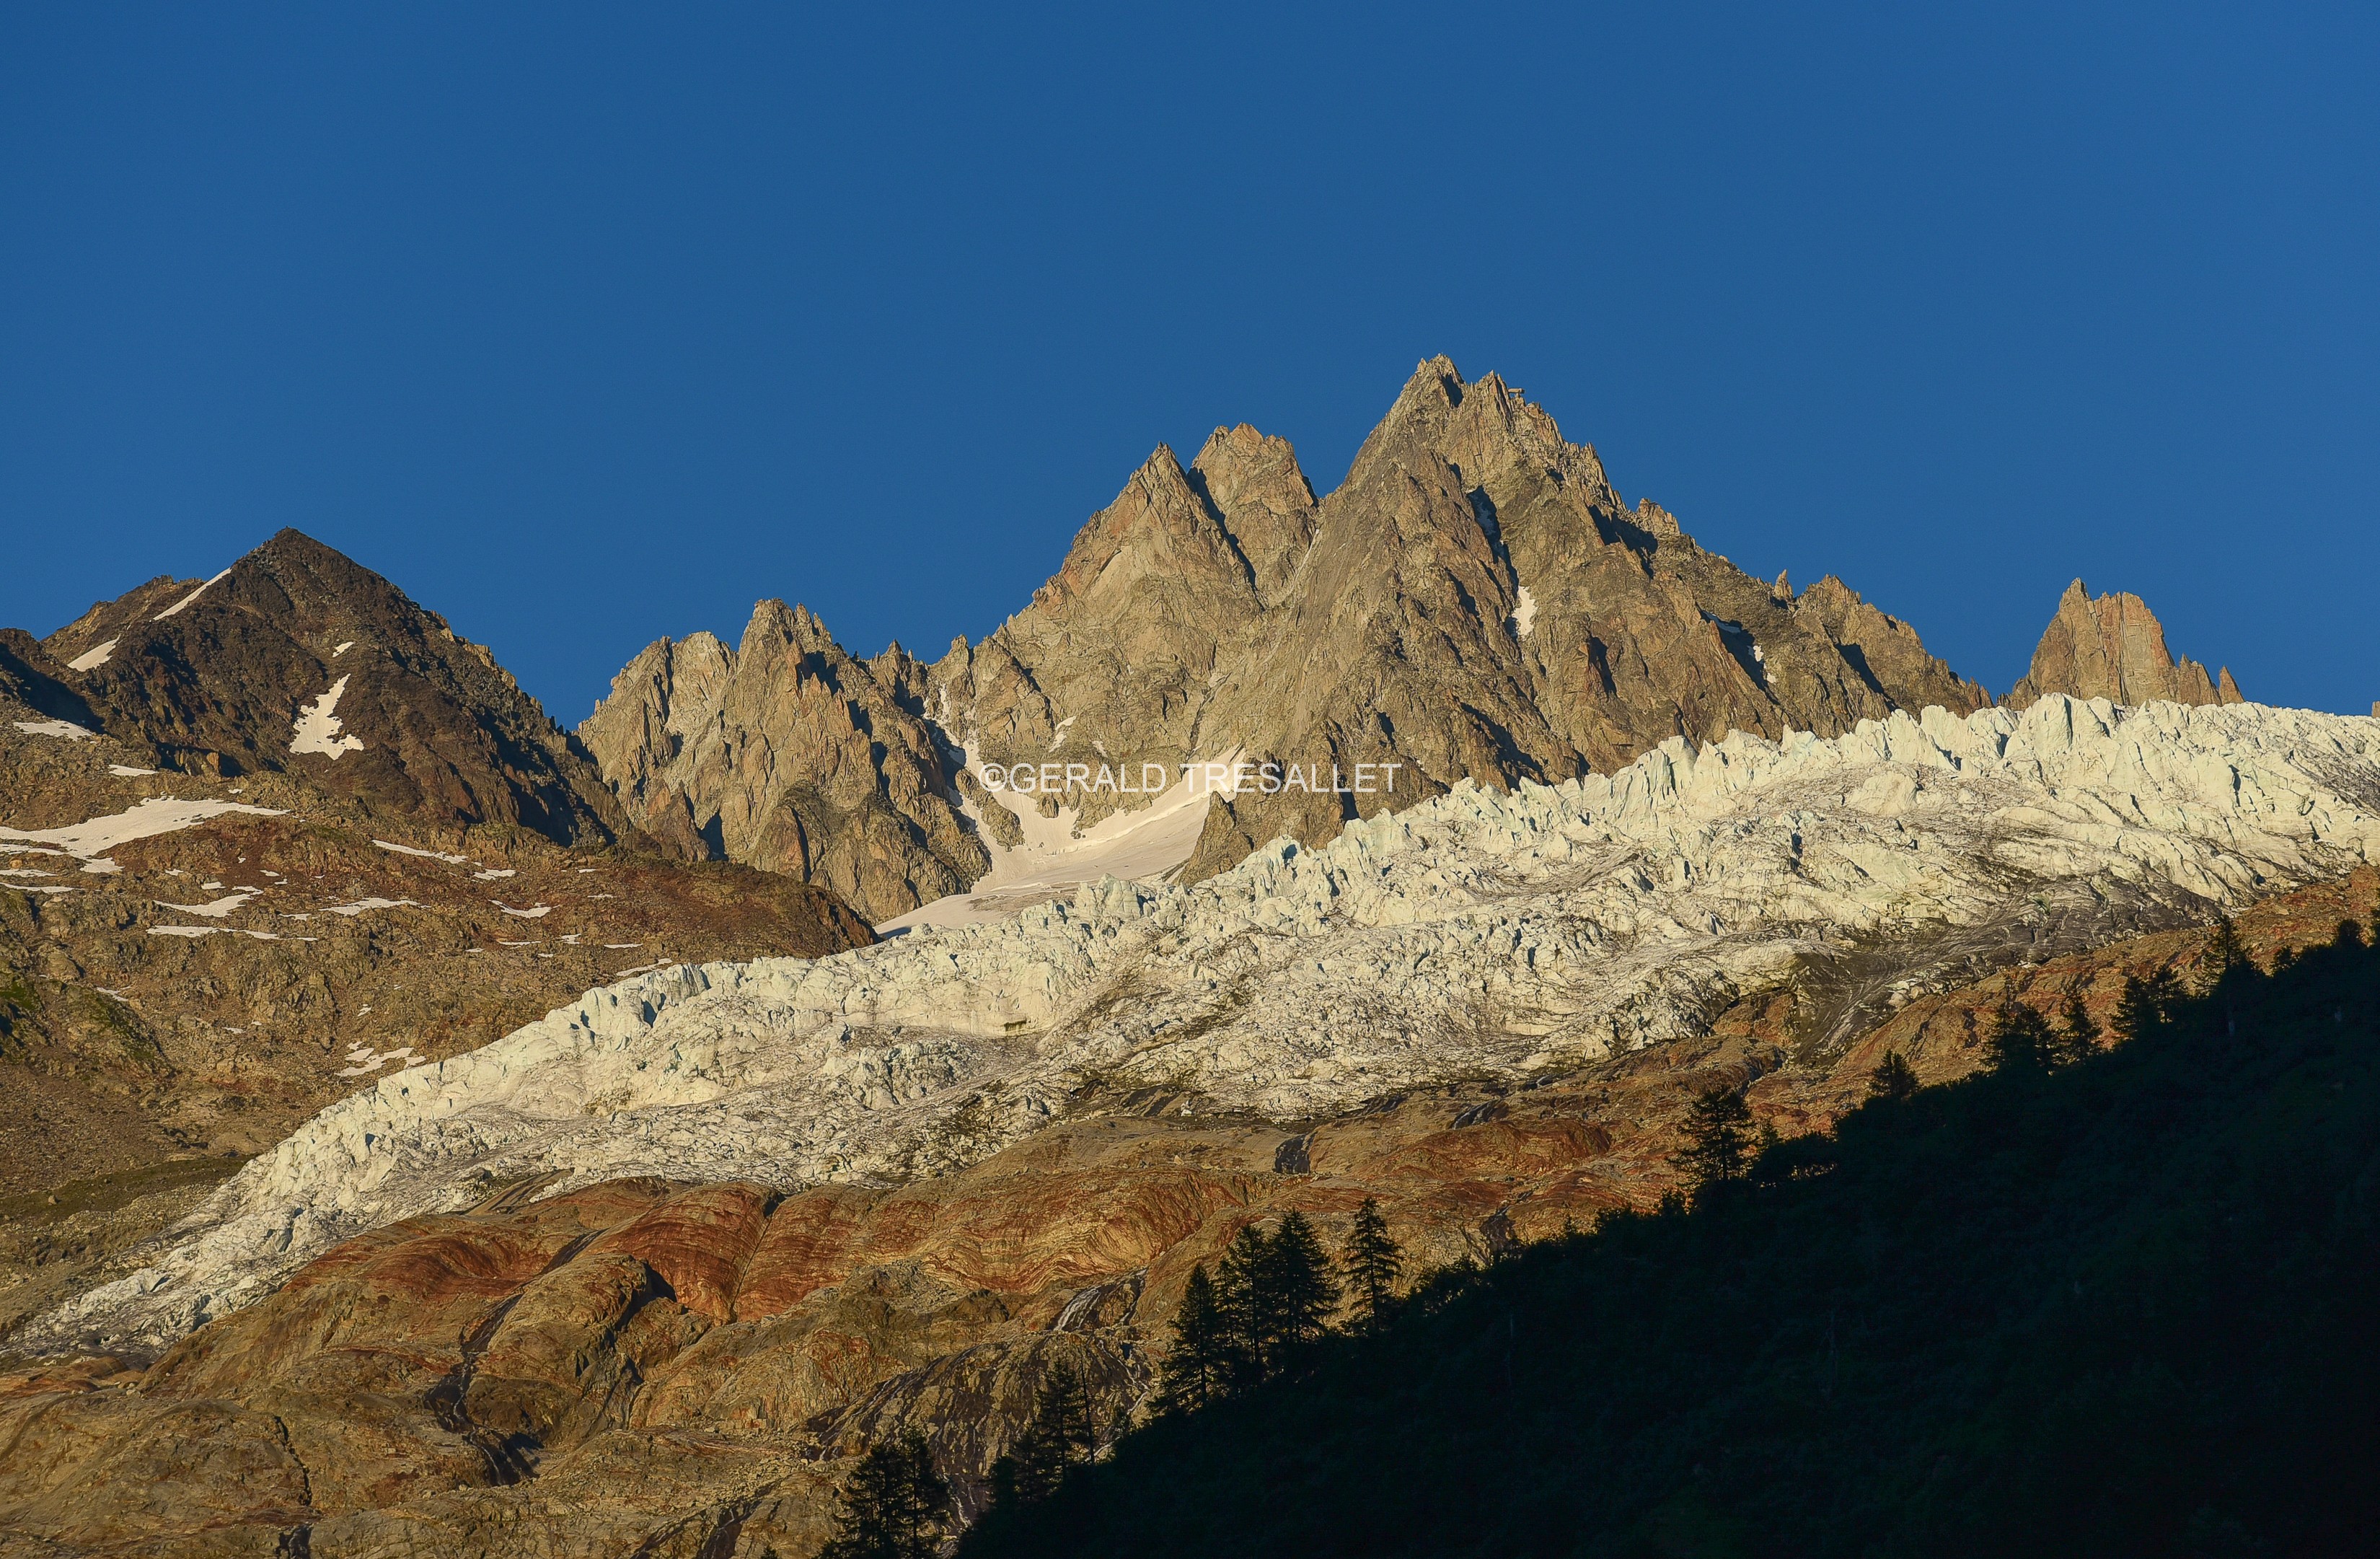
[1867, 1048, 1920, 1102]
[1983, 1004, 2055, 1073]
[1258, 1210, 1341, 1358]
[1215, 1224, 1271, 1383]
[2200, 916, 2249, 989]
[819, 1431, 949, 1559]
[2113, 967, 2186, 1040]
[1672, 1084, 1754, 1193]
[1154, 1265, 1234, 1415]
[2055, 990, 2098, 1067]
[1343, 1199, 1403, 1330]
[1010, 1362, 1097, 1504]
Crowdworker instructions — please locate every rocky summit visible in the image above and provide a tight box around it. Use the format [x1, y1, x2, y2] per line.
[42, 529, 633, 843]
[4, 356, 2360, 1559]
[583, 360, 1991, 926]
[2006, 577, 2246, 711]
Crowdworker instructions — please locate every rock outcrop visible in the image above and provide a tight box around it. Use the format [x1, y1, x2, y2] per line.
[4, 545, 883, 1358]
[586, 360, 1991, 923]
[2004, 579, 2245, 711]
[6, 848, 2376, 1558]
[43, 529, 632, 845]
[581, 604, 987, 918]
[31, 696, 2379, 1365]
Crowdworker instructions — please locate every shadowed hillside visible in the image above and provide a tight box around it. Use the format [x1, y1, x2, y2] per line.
[964, 918, 2380, 1558]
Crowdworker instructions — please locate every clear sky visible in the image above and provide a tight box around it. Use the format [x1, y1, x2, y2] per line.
[4, 4, 2374, 722]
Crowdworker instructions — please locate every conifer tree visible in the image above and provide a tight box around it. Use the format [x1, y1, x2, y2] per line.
[1215, 1223, 1272, 1382]
[1257, 1210, 1341, 1356]
[2113, 967, 2185, 1040]
[819, 1431, 949, 1559]
[2056, 990, 2098, 1067]
[1867, 1048, 1920, 1102]
[1154, 1265, 1233, 1415]
[1672, 1085, 1755, 1192]
[1343, 1198, 1403, 1330]
[1983, 1004, 2055, 1073]
[1010, 1363, 1096, 1504]
[2200, 916, 2249, 990]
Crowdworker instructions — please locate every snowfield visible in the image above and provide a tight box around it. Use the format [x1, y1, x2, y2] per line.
[22, 696, 2380, 1356]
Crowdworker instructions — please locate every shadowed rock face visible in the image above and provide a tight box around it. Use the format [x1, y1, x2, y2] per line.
[6, 864, 2371, 1558]
[585, 359, 1990, 920]
[43, 529, 630, 846]
[2005, 578, 2245, 711]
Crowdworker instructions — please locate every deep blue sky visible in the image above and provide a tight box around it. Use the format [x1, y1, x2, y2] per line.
[4, 4, 2375, 722]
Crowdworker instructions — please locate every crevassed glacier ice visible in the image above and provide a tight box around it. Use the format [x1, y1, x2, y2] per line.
[27, 697, 2380, 1355]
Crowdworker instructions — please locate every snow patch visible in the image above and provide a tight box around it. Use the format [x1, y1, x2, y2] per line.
[149, 926, 280, 941]
[881, 747, 1235, 932]
[472, 868, 516, 880]
[338, 1044, 420, 1078]
[495, 903, 552, 919]
[0, 798, 285, 860]
[1512, 584, 1538, 640]
[374, 840, 469, 865]
[67, 638, 118, 672]
[108, 764, 157, 777]
[12, 719, 95, 739]
[154, 569, 231, 620]
[332, 641, 354, 658]
[290, 676, 364, 759]
[321, 897, 418, 918]
[154, 892, 260, 919]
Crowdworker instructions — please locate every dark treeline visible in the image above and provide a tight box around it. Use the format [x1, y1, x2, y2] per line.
[954, 917, 2380, 1558]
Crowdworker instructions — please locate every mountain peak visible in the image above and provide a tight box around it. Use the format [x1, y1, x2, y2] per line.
[36, 530, 627, 842]
[2005, 579, 2244, 711]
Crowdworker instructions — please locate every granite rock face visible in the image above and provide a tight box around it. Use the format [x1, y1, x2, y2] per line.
[6, 712, 2377, 1557]
[31, 695, 2380, 1364]
[581, 603, 987, 918]
[2005, 579, 2245, 711]
[583, 360, 1992, 923]
[43, 529, 630, 845]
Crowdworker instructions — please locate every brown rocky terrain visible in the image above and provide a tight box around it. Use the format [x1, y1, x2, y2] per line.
[0, 705, 870, 1349]
[5, 858, 2367, 1558]
[2005, 577, 2245, 710]
[2, 541, 880, 1371]
[43, 529, 630, 843]
[584, 359, 1992, 923]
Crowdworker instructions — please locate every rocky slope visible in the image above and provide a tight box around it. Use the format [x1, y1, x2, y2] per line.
[584, 360, 1991, 924]
[44, 529, 630, 843]
[2006, 578, 2245, 710]
[0, 706, 873, 1351]
[25, 695, 2378, 1359]
[4, 706, 2375, 1557]
[2, 542, 884, 1366]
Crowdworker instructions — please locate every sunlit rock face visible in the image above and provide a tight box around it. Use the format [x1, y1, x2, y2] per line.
[581, 359, 1992, 924]
[2006, 578, 2246, 711]
[30, 695, 2380, 1361]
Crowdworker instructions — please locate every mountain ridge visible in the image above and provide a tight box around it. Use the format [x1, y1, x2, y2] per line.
[584, 359, 2003, 923]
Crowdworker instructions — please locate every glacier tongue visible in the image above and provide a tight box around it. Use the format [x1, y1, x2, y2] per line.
[27, 696, 2380, 1356]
